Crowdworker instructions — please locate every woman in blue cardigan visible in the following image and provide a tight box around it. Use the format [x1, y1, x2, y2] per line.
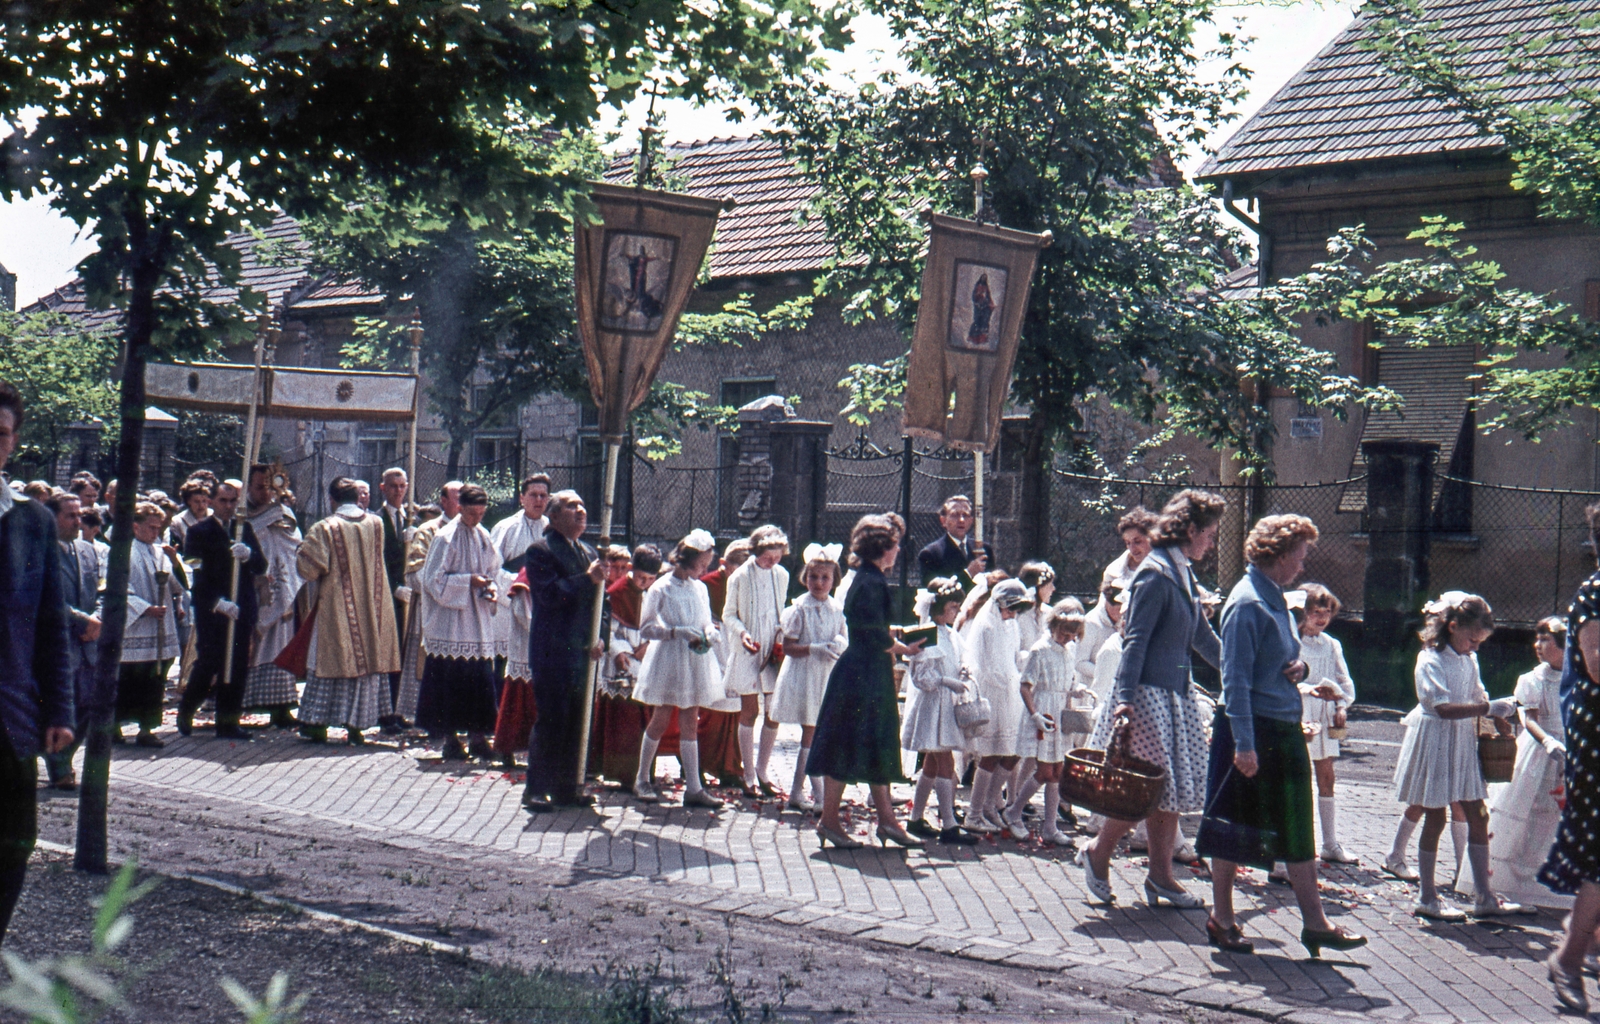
[1078, 489, 1224, 910]
[1199, 514, 1366, 958]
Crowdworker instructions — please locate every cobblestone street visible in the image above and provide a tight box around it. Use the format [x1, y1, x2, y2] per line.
[25, 712, 1579, 1023]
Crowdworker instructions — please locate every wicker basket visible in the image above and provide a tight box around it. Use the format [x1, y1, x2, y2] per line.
[1478, 717, 1516, 783]
[1061, 718, 1167, 821]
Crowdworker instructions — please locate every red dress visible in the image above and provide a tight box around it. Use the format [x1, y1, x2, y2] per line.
[492, 568, 538, 757]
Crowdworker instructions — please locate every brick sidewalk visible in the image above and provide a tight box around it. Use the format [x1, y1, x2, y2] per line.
[70, 726, 1574, 1023]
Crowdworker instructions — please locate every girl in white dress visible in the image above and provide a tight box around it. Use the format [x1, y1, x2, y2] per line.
[963, 578, 1034, 832]
[1290, 584, 1359, 864]
[901, 577, 980, 845]
[1002, 607, 1087, 847]
[1014, 563, 1057, 662]
[721, 524, 790, 797]
[632, 530, 725, 809]
[771, 545, 848, 812]
[1473, 617, 1569, 907]
[1390, 592, 1525, 919]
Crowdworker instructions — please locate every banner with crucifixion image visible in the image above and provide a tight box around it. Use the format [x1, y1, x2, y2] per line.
[574, 183, 729, 441]
[902, 211, 1052, 451]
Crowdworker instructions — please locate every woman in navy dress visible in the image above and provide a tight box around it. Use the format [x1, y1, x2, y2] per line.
[807, 514, 926, 850]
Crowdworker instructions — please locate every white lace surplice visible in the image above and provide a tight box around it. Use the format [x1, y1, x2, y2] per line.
[421, 518, 508, 662]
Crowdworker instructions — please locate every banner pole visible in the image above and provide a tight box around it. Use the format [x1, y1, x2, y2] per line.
[221, 321, 270, 692]
[973, 450, 985, 547]
[575, 439, 620, 789]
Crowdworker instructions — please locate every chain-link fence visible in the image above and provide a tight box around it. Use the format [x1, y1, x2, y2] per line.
[1046, 469, 1367, 612]
[1431, 475, 1598, 628]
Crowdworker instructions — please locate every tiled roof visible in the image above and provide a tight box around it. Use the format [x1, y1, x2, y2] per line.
[605, 136, 831, 281]
[1197, 0, 1592, 184]
[1339, 344, 1476, 512]
[27, 215, 383, 325]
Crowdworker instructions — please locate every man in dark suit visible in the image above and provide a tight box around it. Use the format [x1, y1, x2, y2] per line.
[522, 489, 608, 811]
[917, 494, 997, 590]
[43, 493, 100, 791]
[376, 467, 411, 732]
[179, 478, 266, 740]
[0, 382, 74, 946]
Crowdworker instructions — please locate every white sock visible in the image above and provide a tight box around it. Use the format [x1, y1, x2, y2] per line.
[1041, 783, 1062, 839]
[1390, 815, 1419, 862]
[636, 733, 662, 789]
[757, 722, 779, 784]
[992, 765, 1017, 817]
[1006, 776, 1042, 823]
[1468, 842, 1493, 899]
[738, 724, 756, 785]
[791, 746, 810, 802]
[1318, 796, 1338, 849]
[810, 775, 826, 803]
[680, 739, 703, 795]
[969, 768, 994, 822]
[1450, 820, 1469, 883]
[1419, 849, 1439, 904]
[912, 773, 936, 821]
[936, 777, 958, 829]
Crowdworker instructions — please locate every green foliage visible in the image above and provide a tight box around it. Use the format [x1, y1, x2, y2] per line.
[773, 0, 1393, 465]
[0, 312, 119, 471]
[0, 863, 156, 1024]
[220, 973, 308, 1024]
[444, 960, 683, 1023]
[1263, 218, 1600, 437]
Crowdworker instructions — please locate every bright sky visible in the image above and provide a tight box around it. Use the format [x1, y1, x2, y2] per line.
[0, 2, 1357, 310]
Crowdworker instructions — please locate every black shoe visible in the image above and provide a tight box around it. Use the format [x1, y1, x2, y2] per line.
[1022, 803, 1039, 820]
[176, 713, 194, 737]
[905, 818, 938, 839]
[939, 827, 981, 846]
[467, 738, 493, 761]
[270, 709, 298, 729]
[110, 730, 126, 745]
[215, 724, 252, 741]
[440, 739, 468, 761]
[553, 792, 595, 808]
[1058, 805, 1078, 829]
[346, 727, 366, 746]
[135, 731, 165, 749]
[379, 716, 404, 736]
[299, 724, 328, 743]
[523, 796, 555, 813]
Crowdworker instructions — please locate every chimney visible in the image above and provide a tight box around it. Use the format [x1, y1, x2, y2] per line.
[0, 263, 14, 312]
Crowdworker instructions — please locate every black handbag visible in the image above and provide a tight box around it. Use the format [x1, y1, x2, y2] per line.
[1195, 766, 1280, 870]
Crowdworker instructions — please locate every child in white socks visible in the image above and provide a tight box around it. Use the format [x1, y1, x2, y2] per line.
[1002, 606, 1086, 847]
[902, 577, 980, 845]
[722, 525, 790, 798]
[632, 530, 726, 809]
[770, 544, 848, 812]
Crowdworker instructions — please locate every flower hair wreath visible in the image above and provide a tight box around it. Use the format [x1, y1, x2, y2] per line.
[1422, 591, 1474, 616]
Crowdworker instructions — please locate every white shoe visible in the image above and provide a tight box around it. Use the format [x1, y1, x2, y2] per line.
[1002, 814, 1030, 841]
[786, 795, 816, 813]
[1172, 842, 1200, 865]
[1320, 842, 1359, 864]
[1383, 855, 1420, 882]
[1413, 898, 1467, 921]
[632, 782, 659, 803]
[1472, 894, 1536, 917]
[1079, 849, 1115, 904]
[965, 811, 1000, 834]
[1040, 830, 1076, 847]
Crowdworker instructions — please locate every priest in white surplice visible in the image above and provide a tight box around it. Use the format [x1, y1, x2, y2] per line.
[418, 484, 511, 761]
[488, 473, 549, 692]
[296, 477, 400, 745]
[243, 464, 303, 727]
[116, 502, 184, 746]
[395, 480, 462, 723]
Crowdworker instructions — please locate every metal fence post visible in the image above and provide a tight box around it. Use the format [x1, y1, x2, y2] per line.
[1556, 492, 1566, 618]
[899, 435, 914, 602]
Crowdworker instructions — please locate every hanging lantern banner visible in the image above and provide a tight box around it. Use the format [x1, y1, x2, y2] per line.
[574, 182, 730, 441]
[902, 211, 1052, 452]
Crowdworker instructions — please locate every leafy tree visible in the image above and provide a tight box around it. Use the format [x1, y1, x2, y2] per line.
[0, 312, 119, 475]
[1360, 0, 1600, 433]
[0, 0, 852, 872]
[774, 0, 1394, 467]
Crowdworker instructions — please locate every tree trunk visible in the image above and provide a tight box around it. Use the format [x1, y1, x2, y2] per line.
[445, 435, 464, 478]
[76, 254, 158, 873]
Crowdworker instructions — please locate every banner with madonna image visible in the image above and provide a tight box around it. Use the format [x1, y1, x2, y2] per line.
[901, 211, 1052, 452]
[574, 182, 730, 441]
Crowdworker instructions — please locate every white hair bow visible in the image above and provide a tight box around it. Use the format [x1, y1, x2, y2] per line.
[802, 542, 843, 564]
[1285, 589, 1307, 610]
[1423, 590, 1474, 616]
[683, 528, 716, 553]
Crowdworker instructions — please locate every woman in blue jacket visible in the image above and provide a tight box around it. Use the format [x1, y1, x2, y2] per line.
[1078, 489, 1224, 910]
[1199, 514, 1365, 958]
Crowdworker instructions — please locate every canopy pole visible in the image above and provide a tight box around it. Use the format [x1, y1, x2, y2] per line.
[221, 320, 271, 690]
[973, 450, 985, 547]
[575, 439, 621, 788]
[406, 313, 422, 516]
